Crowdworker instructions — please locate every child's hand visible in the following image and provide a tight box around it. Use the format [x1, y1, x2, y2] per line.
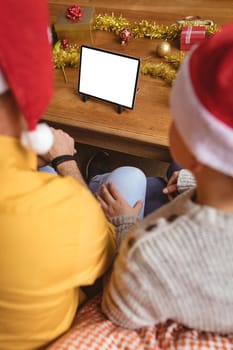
[96, 182, 143, 219]
[163, 171, 180, 201]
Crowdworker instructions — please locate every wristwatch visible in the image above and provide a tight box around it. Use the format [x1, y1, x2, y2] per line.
[51, 154, 76, 171]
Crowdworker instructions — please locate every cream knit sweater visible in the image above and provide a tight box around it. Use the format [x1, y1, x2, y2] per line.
[102, 170, 233, 334]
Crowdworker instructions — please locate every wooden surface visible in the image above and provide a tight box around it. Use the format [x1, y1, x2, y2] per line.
[45, 0, 233, 161]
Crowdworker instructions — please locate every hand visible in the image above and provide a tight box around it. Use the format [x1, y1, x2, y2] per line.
[163, 170, 180, 201]
[37, 155, 49, 168]
[39, 127, 77, 164]
[96, 182, 143, 219]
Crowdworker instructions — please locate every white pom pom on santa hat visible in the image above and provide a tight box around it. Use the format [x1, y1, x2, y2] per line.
[21, 123, 54, 155]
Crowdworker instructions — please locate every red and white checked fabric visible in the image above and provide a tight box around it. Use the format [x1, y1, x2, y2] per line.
[47, 294, 233, 350]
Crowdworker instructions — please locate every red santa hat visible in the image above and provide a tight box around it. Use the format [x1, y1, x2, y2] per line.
[0, 0, 54, 154]
[170, 22, 233, 177]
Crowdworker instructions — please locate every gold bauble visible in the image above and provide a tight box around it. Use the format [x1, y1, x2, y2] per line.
[156, 41, 171, 57]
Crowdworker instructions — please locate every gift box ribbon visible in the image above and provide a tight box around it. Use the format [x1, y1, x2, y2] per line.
[183, 26, 205, 44]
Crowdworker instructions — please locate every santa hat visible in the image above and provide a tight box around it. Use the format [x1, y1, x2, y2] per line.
[170, 22, 233, 177]
[0, 0, 54, 154]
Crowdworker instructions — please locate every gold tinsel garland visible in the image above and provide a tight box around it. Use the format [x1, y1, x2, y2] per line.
[140, 52, 186, 85]
[53, 13, 219, 85]
[93, 14, 218, 39]
[53, 42, 80, 69]
[140, 63, 177, 85]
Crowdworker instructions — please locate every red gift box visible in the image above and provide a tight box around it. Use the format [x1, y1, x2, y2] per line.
[180, 25, 206, 51]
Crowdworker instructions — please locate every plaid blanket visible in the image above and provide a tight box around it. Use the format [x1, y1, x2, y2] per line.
[47, 294, 233, 350]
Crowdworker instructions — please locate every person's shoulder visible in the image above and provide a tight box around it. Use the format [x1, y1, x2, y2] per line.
[121, 191, 196, 259]
[137, 189, 193, 234]
[30, 171, 97, 212]
[123, 189, 233, 263]
[131, 210, 181, 241]
[121, 211, 181, 258]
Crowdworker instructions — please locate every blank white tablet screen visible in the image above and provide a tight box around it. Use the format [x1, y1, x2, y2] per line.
[78, 46, 140, 109]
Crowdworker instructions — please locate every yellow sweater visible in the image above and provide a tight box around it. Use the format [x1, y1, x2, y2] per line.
[0, 136, 116, 350]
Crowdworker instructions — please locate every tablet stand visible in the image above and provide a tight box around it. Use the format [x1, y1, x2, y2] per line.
[82, 94, 89, 102]
[117, 105, 124, 114]
[81, 94, 125, 114]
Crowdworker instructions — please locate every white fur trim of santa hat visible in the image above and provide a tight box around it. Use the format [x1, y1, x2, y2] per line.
[0, 68, 9, 95]
[170, 45, 233, 177]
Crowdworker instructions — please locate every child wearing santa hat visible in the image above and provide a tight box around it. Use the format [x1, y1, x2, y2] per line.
[100, 22, 233, 333]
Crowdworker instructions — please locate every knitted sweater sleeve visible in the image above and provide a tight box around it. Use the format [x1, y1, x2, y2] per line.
[109, 215, 139, 248]
[101, 197, 182, 329]
[177, 169, 196, 193]
[101, 228, 162, 329]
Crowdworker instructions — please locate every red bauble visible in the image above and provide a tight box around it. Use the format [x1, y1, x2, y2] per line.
[60, 39, 69, 50]
[119, 28, 132, 44]
[66, 5, 82, 20]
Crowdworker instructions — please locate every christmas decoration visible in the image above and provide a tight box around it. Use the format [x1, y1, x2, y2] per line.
[60, 38, 70, 50]
[140, 52, 185, 85]
[156, 41, 171, 57]
[141, 62, 176, 85]
[55, 6, 95, 45]
[164, 52, 185, 69]
[177, 16, 214, 26]
[119, 28, 132, 44]
[53, 41, 80, 69]
[180, 25, 206, 50]
[93, 14, 218, 40]
[53, 40, 80, 83]
[66, 5, 82, 20]
[53, 41, 185, 86]
[53, 12, 219, 85]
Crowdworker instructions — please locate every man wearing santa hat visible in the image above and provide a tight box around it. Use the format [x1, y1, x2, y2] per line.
[0, 1, 117, 349]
